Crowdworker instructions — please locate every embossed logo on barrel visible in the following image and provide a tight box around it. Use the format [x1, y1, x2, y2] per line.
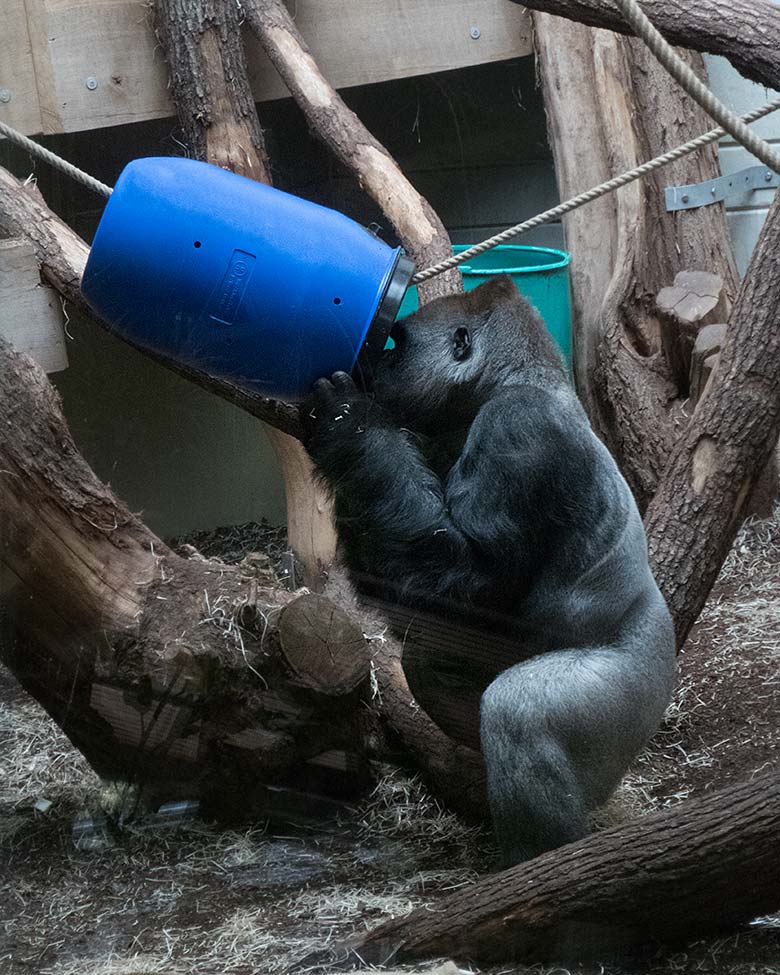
[208, 249, 257, 326]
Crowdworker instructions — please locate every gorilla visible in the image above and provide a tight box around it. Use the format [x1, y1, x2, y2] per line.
[304, 275, 676, 865]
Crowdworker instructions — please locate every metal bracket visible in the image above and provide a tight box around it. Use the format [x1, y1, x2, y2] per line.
[665, 165, 778, 212]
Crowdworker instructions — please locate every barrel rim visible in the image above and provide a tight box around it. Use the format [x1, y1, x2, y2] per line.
[453, 244, 571, 275]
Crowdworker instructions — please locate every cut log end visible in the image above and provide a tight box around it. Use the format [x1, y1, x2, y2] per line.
[279, 592, 369, 695]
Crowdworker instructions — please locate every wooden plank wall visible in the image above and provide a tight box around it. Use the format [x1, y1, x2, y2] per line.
[1, 0, 42, 133]
[0, 239, 68, 372]
[0, 0, 532, 135]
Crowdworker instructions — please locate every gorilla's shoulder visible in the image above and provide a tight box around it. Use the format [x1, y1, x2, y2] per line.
[473, 382, 592, 448]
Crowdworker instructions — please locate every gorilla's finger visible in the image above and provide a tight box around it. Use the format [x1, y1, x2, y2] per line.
[331, 371, 356, 392]
[312, 377, 336, 400]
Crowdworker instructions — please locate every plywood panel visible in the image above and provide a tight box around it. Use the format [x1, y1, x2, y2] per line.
[245, 1, 532, 97]
[9, 0, 532, 135]
[0, 239, 68, 372]
[0, 0, 43, 133]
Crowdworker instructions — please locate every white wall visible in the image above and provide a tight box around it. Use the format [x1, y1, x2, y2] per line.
[705, 54, 780, 274]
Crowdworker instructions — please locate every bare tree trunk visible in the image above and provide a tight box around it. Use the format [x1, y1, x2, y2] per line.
[333, 769, 780, 967]
[152, 0, 271, 180]
[534, 17, 739, 508]
[242, 0, 462, 306]
[534, 17, 780, 646]
[646, 191, 780, 645]
[513, 0, 780, 91]
[152, 0, 336, 586]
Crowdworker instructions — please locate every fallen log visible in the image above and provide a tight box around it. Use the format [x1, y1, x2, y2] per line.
[328, 769, 780, 967]
[0, 332, 486, 819]
[0, 334, 354, 801]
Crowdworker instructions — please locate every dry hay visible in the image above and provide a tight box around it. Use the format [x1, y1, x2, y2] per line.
[0, 686, 487, 975]
[2, 515, 780, 974]
[616, 512, 780, 818]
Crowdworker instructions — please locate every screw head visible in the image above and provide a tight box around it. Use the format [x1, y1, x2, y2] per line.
[767, 172, 774, 182]
[681, 194, 690, 203]
[85, 76, 98, 91]
[469, 25, 481, 39]
[0, 89, 10, 104]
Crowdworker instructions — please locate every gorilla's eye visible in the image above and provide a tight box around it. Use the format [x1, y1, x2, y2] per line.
[453, 326, 472, 362]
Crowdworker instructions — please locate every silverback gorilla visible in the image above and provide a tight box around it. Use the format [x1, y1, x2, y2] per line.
[304, 275, 676, 865]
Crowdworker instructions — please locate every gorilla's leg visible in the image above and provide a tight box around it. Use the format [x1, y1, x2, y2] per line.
[481, 692, 588, 864]
[481, 646, 664, 866]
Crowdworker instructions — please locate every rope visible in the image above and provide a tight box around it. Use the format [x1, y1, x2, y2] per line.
[411, 96, 780, 285]
[1, 65, 778, 288]
[614, 0, 780, 175]
[0, 119, 113, 198]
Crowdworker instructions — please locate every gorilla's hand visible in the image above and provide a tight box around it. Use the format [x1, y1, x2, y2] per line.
[302, 371, 372, 445]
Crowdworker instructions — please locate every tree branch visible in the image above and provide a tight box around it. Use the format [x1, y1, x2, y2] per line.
[0, 165, 304, 438]
[510, 0, 780, 92]
[646, 190, 780, 646]
[327, 769, 780, 967]
[242, 0, 462, 304]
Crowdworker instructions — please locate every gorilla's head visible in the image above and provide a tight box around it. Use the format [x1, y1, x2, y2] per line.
[370, 275, 564, 432]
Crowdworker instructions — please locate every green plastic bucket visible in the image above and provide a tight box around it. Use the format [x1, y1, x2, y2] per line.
[399, 245, 572, 366]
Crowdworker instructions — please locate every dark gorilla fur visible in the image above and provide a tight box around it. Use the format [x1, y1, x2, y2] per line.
[304, 275, 676, 865]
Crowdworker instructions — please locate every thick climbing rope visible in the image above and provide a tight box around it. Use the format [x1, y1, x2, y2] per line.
[411, 97, 780, 285]
[0, 119, 112, 198]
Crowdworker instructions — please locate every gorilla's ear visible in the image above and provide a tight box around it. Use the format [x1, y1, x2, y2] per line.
[464, 274, 520, 315]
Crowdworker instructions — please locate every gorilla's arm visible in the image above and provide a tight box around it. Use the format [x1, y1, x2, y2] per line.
[447, 384, 608, 565]
[305, 373, 474, 599]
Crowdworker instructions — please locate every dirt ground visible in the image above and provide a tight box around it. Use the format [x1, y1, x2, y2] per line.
[1, 516, 779, 975]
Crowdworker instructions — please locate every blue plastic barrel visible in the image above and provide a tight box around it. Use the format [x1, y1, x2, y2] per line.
[398, 245, 572, 366]
[81, 158, 414, 401]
